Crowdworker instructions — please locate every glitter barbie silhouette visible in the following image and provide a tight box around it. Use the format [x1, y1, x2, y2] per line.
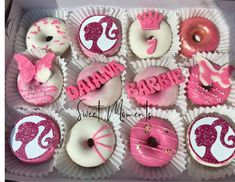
[83, 16, 120, 53]
[194, 118, 235, 163]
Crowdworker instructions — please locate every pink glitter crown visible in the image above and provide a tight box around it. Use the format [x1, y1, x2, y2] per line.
[137, 10, 164, 30]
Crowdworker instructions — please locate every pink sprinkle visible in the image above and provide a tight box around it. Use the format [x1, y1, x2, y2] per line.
[57, 30, 65, 35]
[51, 20, 61, 25]
[43, 21, 48, 24]
[59, 43, 65, 45]
[37, 26, 41, 32]
[62, 36, 68, 39]
[32, 45, 36, 49]
[54, 40, 60, 43]
[55, 26, 60, 29]
[30, 31, 37, 34]
[44, 45, 49, 50]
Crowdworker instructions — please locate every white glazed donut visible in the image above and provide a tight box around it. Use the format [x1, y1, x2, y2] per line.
[66, 117, 115, 167]
[129, 11, 172, 59]
[26, 17, 70, 56]
[77, 63, 122, 107]
[14, 52, 63, 106]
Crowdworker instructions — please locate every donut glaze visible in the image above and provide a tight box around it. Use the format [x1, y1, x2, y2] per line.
[14, 53, 63, 106]
[78, 15, 122, 57]
[187, 63, 231, 106]
[179, 17, 220, 58]
[26, 17, 70, 56]
[132, 66, 178, 107]
[66, 117, 115, 167]
[130, 117, 178, 167]
[9, 113, 60, 164]
[187, 115, 235, 167]
[129, 11, 172, 59]
[77, 63, 122, 107]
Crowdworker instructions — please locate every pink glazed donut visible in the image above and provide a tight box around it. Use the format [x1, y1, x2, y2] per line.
[187, 58, 234, 106]
[179, 17, 220, 58]
[130, 117, 178, 167]
[78, 15, 122, 57]
[132, 66, 178, 107]
[9, 113, 60, 164]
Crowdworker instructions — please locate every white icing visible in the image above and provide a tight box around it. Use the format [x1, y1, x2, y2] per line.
[10, 115, 55, 159]
[129, 19, 172, 59]
[79, 15, 118, 52]
[211, 126, 235, 162]
[26, 17, 70, 56]
[189, 116, 235, 162]
[66, 117, 115, 167]
[36, 68, 52, 83]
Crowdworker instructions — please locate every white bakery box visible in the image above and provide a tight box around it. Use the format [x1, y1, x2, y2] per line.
[5, 0, 235, 181]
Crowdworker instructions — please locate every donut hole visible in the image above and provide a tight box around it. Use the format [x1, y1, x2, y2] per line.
[192, 33, 201, 43]
[147, 35, 154, 40]
[46, 36, 53, 42]
[202, 84, 213, 91]
[87, 138, 94, 148]
[147, 136, 158, 148]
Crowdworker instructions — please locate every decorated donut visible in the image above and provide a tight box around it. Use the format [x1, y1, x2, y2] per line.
[9, 113, 60, 164]
[66, 60, 125, 107]
[129, 10, 172, 59]
[125, 66, 185, 107]
[14, 52, 63, 106]
[179, 17, 220, 58]
[130, 117, 178, 167]
[187, 56, 234, 106]
[78, 15, 122, 57]
[26, 17, 70, 56]
[187, 115, 235, 167]
[66, 117, 115, 167]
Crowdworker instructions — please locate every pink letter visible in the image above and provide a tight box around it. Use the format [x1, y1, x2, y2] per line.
[171, 68, 185, 84]
[158, 73, 171, 90]
[125, 83, 139, 98]
[91, 71, 107, 88]
[66, 85, 80, 100]
[145, 77, 160, 93]
[137, 80, 151, 96]
[77, 80, 91, 96]
[109, 61, 126, 76]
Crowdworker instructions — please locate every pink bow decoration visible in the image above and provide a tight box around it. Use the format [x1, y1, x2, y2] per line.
[198, 57, 235, 88]
[14, 52, 55, 83]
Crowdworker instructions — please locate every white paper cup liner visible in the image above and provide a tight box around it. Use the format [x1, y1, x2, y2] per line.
[182, 105, 235, 180]
[127, 8, 181, 60]
[184, 52, 235, 108]
[54, 109, 125, 179]
[177, 8, 229, 54]
[124, 57, 189, 112]
[64, 54, 127, 111]
[14, 8, 70, 55]
[66, 6, 128, 59]
[5, 48, 67, 111]
[121, 107, 187, 180]
[5, 107, 65, 177]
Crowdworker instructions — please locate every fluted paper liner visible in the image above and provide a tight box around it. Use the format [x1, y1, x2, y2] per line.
[14, 8, 70, 55]
[127, 8, 181, 60]
[64, 54, 128, 111]
[185, 52, 235, 108]
[5, 107, 65, 177]
[121, 108, 187, 180]
[54, 109, 125, 179]
[124, 57, 189, 112]
[177, 8, 229, 55]
[183, 105, 235, 180]
[66, 6, 128, 59]
[6, 48, 67, 111]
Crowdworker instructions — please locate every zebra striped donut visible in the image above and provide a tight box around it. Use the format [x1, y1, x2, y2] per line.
[66, 117, 115, 167]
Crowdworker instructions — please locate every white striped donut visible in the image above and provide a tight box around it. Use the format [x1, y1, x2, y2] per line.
[66, 117, 115, 167]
